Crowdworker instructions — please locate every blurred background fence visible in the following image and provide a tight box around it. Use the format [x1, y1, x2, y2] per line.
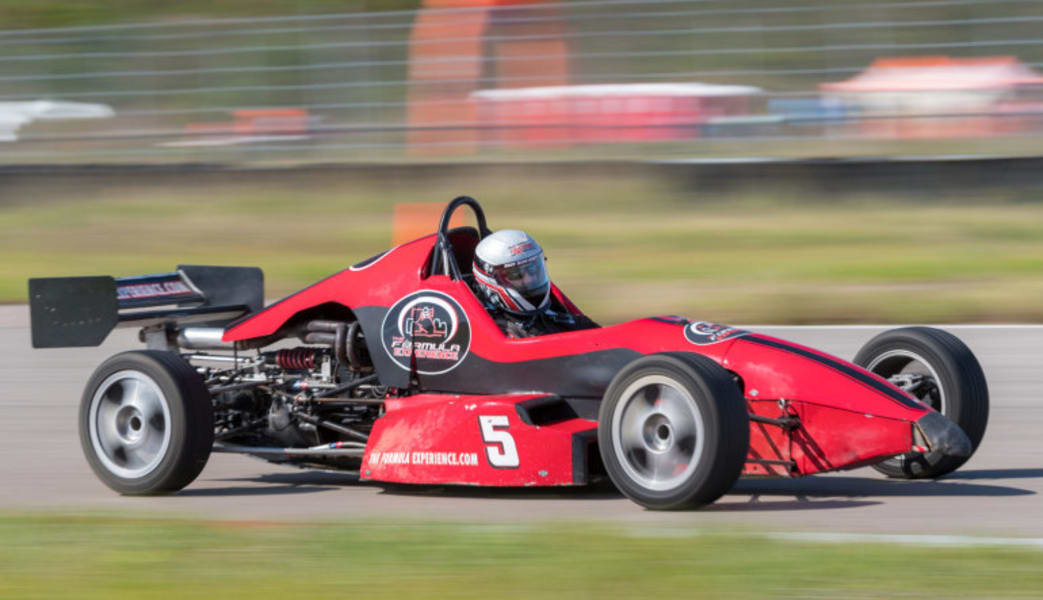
[0, 0, 1041, 163]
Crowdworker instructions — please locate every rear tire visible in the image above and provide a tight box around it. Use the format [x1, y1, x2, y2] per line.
[598, 353, 749, 510]
[854, 327, 988, 479]
[79, 350, 214, 494]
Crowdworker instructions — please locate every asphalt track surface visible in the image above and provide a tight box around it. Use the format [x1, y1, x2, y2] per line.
[2, 305, 1040, 536]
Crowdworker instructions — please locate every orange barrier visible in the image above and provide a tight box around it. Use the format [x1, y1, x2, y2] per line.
[185, 108, 312, 138]
[232, 108, 311, 135]
[391, 202, 468, 246]
[406, 0, 569, 154]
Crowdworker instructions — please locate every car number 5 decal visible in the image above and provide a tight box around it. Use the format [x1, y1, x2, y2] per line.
[478, 415, 519, 468]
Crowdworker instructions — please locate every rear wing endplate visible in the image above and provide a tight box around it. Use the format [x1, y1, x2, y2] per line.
[28, 265, 263, 348]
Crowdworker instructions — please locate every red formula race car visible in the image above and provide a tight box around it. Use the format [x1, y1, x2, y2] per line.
[28, 197, 989, 509]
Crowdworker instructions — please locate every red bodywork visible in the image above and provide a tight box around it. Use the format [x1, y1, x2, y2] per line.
[223, 232, 931, 486]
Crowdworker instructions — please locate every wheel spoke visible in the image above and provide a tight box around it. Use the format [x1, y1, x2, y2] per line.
[649, 451, 683, 483]
[662, 444, 691, 476]
[95, 398, 122, 456]
[122, 446, 146, 471]
[123, 379, 162, 423]
[148, 412, 165, 433]
[655, 386, 696, 441]
[627, 447, 649, 471]
[620, 387, 655, 452]
[131, 432, 164, 469]
[112, 444, 129, 466]
[119, 378, 142, 407]
[619, 422, 644, 455]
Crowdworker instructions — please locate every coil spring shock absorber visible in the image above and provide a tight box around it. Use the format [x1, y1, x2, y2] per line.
[275, 348, 321, 370]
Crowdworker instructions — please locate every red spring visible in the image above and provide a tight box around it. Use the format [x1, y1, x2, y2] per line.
[276, 348, 318, 370]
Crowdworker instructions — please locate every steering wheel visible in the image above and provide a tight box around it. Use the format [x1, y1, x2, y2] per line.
[431, 196, 492, 280]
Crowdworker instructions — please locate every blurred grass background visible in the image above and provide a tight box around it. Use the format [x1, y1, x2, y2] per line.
[2, 515, 1042, 599]
[4, 169, 1043, 324]
[0, 1, 422, 28]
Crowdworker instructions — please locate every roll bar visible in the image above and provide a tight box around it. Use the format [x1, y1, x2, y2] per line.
[431, 196, 492, 280]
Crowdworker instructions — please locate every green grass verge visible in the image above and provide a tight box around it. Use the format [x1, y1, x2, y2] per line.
[1, 515, 1042, 599]
[4, 173, 1043, 323]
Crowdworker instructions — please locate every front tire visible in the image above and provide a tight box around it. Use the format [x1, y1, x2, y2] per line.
[598, 353, 749, 510]
[79, 350, 214, 494]
[854, 327, 988, 479]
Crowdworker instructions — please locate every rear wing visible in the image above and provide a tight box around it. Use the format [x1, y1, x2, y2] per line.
[28, 265, 263, 348]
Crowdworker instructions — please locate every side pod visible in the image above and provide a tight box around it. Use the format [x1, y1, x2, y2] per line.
[362, 394, 598, 486]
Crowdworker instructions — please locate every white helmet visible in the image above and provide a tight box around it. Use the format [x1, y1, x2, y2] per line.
[472, 229, 551, 315]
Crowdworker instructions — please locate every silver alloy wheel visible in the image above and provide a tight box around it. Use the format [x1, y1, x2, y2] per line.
[611, 374, 706, 492]
[88, 370, 172, 480]
[866, 349, 947, 414]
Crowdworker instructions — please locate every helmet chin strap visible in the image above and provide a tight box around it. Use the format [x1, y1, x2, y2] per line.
[505, 290, 536, 313]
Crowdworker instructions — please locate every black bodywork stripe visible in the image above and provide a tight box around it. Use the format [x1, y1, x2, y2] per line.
[649, 316, 690, 325]
[741, 335, 925, 411]
[514, 395, 565, 426]
[351, 250, 389, 270]
[404, 347, 640, 398]
[515, 396, 601, 426]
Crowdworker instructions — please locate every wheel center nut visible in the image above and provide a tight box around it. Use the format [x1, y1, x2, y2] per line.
[643, 414, 673, 452]
[656, 424, 670, 440]
[116, 406, 146, 444]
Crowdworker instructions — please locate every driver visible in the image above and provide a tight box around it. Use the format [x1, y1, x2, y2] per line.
[471, 229, 597, 338]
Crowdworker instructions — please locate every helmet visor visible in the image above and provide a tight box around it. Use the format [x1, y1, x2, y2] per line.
[490, 253, 549, 305]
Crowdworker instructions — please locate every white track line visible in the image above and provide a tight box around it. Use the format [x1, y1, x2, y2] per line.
[766, 531, 1043, 549]
[624, 527, 1043, 549]
[652, 153, 1031, 164]
[745, 324, 1043, 330]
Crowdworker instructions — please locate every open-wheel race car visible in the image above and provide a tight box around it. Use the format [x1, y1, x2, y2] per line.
[28, 197, 989, 509]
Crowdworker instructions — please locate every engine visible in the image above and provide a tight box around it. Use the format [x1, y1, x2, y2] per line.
[178, 319, 390, 468]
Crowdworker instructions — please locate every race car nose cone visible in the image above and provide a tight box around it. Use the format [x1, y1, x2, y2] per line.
[915, 411, 973, 457]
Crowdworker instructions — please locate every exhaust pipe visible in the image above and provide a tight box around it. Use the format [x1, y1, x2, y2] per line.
[177, 327, 233, 350]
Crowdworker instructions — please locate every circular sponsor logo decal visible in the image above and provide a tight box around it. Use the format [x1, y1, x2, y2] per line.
[380, 290, 471, 375]
[683, 321, 749, 345]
